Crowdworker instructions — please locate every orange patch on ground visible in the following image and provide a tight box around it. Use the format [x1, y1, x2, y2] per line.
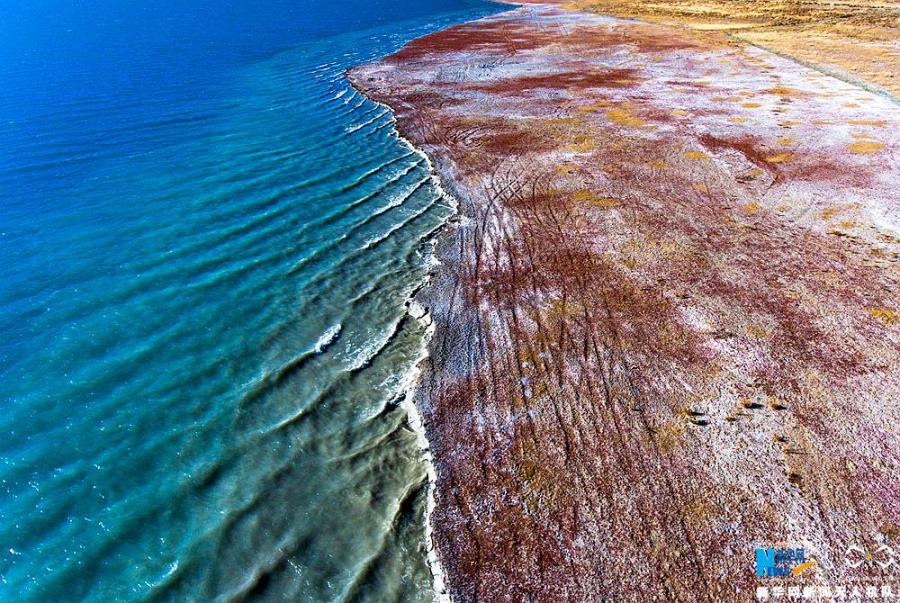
[848, 140, 886, 154]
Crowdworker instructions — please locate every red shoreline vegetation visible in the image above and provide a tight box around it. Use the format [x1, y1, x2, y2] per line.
[350, 4, 900, 601]
[464, 67, 643, 94]
[386, 21, 548, 61]
[387, 11, 711, 64]
[697, 133, 873, 188]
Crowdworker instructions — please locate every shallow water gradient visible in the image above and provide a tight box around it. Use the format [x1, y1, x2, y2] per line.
[0, 1, 501, 600]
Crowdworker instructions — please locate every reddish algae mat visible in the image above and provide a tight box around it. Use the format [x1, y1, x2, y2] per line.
[350, 2, 900, 600]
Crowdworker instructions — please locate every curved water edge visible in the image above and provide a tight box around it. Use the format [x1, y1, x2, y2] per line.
[354, 98, 462, 601]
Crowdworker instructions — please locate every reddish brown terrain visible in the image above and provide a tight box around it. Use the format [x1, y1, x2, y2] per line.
[350, 3, 900, 601]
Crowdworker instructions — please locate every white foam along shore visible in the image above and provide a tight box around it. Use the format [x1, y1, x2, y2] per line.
[347, 86, 460, 602]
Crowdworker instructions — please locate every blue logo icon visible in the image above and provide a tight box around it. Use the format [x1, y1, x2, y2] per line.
[756, 547, 814, 577]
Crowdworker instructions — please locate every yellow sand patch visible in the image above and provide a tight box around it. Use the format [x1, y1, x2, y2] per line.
[683, 151, 709, 160]
[607, 108, 645, 128]
[768, 86, 804, 97]
[556, 162, 580, 174]
[743, 201, 761, 214]
[593, 197, 620, 208]
[658, 240, 680, 257]
[742, 102, 762, 108]
[572, 190, 619, 208]
[671, 109, 690, 116]
[844, 102, 859, 108]
[821, 207, 844, 220]
[838, 219, 858, 229]
[848, 120, 886, 126]
[693, 183, 709, 193]
[782, 120, 802, 126]
[566, 136, 596, 153]
[777, 136, 795, 146]
[765, 153, 793, 164]
[729, 117, 748, 123]
[868, 307, 900, 325]
[656, 420, 686, 454]
[745, 323, 769, 339]
[576, 101, 612, 112]
[851, 132, 873, 139]
[713, 96, 742, 103]
[848, 140, 885, 154]
[647, 160, 667, 169]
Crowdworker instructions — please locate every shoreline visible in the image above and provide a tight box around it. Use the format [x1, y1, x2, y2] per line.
[348, 88, 468, 602]
[350, 3, 900, 600]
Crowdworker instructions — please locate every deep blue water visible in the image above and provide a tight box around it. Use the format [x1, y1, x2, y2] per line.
[0, 1, 501, 600]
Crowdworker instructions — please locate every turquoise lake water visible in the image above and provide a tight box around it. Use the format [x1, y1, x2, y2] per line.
[0, 1, 501, 600]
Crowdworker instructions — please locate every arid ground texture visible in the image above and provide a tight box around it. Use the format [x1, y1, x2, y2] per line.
[559, 0, 899, 98]
[349, 1, 900, 600]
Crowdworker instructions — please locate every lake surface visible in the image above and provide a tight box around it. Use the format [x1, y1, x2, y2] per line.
[0, 0, 501, 600]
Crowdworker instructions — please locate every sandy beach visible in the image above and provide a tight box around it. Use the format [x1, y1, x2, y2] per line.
[350, 2, 900, 600]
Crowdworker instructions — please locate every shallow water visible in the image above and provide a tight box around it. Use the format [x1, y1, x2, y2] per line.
[0, 1, 501, 600]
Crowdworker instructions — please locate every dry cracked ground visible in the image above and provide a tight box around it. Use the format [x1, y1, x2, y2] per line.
[349, 2, 900, 601]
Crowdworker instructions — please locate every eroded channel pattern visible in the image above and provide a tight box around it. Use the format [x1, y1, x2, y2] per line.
[350, 4, 900, 600]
